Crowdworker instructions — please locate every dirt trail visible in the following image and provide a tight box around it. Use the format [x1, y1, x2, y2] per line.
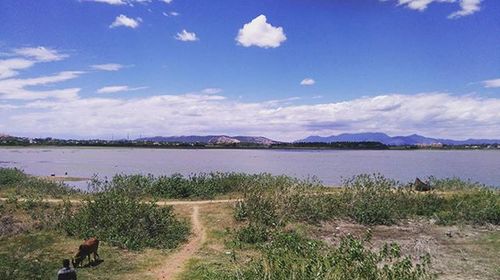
[154, 205, 205, 280]
[0, 197, 240, 205]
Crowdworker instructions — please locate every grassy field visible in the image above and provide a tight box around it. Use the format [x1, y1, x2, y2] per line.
[0, 168, 499, 279]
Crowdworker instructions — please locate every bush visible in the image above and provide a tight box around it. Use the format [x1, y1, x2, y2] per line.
[436, 188, 500, 225]
[235, 174, 323, 242]
[90, 172, 270, 199]
[238, 231, 432, 280]
[0, 168, 26, 187]
[61, 190, 189, 250]
[429, 177, 485, 191]
[340, 174, 406, 225]
[0, 167, 77, 198]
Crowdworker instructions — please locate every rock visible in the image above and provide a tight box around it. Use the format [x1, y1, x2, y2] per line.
[414, 178, 431, 192]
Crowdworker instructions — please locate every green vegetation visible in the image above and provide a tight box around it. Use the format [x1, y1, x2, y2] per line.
[226, 173, 499, 279]
[237, 232, 432, 280]
[95, 172, 257, 199]
[89, 172, 321, 200]
[1, 168, 499, 279]
[61, 189, 190, 250]
[0, 230, 163, 280]
[0, 167, 77, 198]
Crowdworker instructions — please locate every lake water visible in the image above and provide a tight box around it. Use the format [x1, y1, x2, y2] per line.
[0, 147, 499, 188]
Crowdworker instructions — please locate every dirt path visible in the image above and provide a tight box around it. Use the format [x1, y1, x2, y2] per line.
[154, 205, 205, 280]
[0, 197, 240, 205]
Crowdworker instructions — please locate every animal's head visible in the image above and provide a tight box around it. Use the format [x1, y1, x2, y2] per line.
[72, 245, 85, 267]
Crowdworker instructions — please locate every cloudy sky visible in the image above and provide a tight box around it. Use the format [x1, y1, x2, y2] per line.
[0, 0, 499, 141]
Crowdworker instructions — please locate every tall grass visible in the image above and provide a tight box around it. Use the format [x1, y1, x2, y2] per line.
[89, 172, 314, 200]
[236, 173, 500, 234]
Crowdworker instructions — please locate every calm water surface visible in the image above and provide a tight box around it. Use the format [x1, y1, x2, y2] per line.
[0, 147, 499, 188]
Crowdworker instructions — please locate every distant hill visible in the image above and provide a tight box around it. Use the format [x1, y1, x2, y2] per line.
[297, 132, 500, 146]
[136, 135, 279, 145]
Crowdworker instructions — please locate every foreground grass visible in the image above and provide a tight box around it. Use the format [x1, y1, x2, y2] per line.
[0, 230, 165, 280]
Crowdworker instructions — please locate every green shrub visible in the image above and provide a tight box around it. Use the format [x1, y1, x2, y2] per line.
[61, 190, 189, 250]
[437, 188, 500, 225]
[238, 231, 432, 280]
[340, 174, 405, 225]
[0, 168, 27, 187]
[0, 167, 77, 198]
[90, 172, 274, 199]
[429, 177, 485, 191]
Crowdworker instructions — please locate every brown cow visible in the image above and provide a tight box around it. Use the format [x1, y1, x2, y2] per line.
[72, 237, 100, 267]
[414, 177, 431, 192]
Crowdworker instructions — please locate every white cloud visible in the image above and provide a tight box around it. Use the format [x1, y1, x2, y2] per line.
[0, 71, 84, 100]
[236, 15, 286, 48]
[86, 0, 127, 5]
[385, 0, 482, 18]
[175, 30, 198, 42]
[4, 91, 500, 141]
[482, 78, 500, 88]
[201, 88, 222, 94]
[0, 59, 35, 79]
[163, 11, 179, 17]
[110, 15, 142, 29]
[84, 0, 154, 5]
[448, 0, 482, 18]
[91, 63, 124, 71]
[97, 85, 147, 93]
[160, 0, 173, 4]
[13, 47, 68, 62]
[300, 78, 315, 86]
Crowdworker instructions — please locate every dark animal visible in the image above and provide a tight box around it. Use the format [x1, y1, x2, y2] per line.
[414, 178, 431, 192]
[72, 237, 100, 267]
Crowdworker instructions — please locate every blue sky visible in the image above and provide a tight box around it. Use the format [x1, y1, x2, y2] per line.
[1, 0, 499, 141]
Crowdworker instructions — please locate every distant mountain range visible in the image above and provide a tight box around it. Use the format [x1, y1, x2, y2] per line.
[297, 132, 500, 146]
[136, 135, 280, 145]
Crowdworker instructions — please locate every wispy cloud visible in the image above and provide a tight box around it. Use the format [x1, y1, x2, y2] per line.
[0, 71, 83, 100]
[200, 88, 223, 94]
[97, 85, 147, 93]
[84, 0, 127, 5]
[0, 58, 35, 79]
[0, 47, 82, 101]
[91, 63, 125, 71]
[163, 11, 179, 17]
[482, 78, 500, 88]
[110, 15, 142, 29]
[383, 0, 482, 18]
[175, 30, 198, 41]
[448, 0, 482, 19]
[13, 46, 68, 62]
[236, 15, 286, 48]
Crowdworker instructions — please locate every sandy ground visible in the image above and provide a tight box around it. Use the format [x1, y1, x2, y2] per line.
[311, 220, 500, 280]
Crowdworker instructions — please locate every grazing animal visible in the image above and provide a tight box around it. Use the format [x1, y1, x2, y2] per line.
[414, 178, 431, 192]
[72, 238, 100, 267]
